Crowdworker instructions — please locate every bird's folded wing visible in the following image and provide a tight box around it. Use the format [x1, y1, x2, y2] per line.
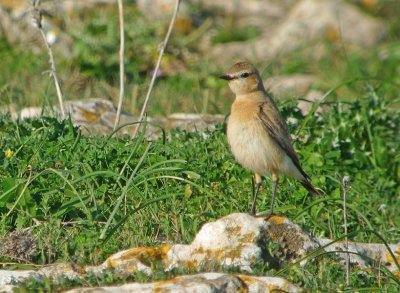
[257, 101, 310, 180]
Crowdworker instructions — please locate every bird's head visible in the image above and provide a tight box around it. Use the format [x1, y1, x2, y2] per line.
[220, 62, 264, 95]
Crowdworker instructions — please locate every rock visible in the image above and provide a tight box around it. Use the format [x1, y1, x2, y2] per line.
[269, 0, 387, 50]
[65, 273, 301, 293]
[136, 0, 193, 33]
[297, 90, 329, 115]
[318, 239, 400, 275]
[166, 213, 267, 272]
[0, 270, 39, 289]
[89, 214, 321, 278]
[0, 213, 399, 292]
[137, 0, 185, 21]
[166, 113, 225, 133]
[264, 74, 319, 98]
[211, 0, 387, 64]
[197, 0, 295, 28]
[11, 99, 225, 138]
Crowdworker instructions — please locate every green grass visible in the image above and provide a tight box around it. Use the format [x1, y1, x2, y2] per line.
[1, 87, 399, 291]
[1, 2, 400, 115]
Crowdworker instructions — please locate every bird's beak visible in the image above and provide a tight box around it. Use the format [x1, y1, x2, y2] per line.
[219, 74, 234, 80]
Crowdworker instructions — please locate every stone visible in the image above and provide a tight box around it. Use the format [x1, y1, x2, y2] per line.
[65, 273, 300, 293]
[166, 213, 267, 272]
[136, 0, 193, 33]
[166, 113, 225, 133]
[318, 239, 400, 275]
[0, 270, 38, 289]
[264, 74, 319, 98]
[297, 90, 329, 115]
[9, 99, 225, 138]
[0, 213, 399, 292]
[267, 0, 387, 52]
[197, 0, 295, 25]
[211, 0, 387, 64]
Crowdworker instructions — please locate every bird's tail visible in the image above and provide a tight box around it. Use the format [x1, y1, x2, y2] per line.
[301, 180, 323, 196]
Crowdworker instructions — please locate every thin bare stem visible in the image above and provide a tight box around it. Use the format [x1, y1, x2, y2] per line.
[32, 0, 65, 119]
[113, 0, 125, 130]
[6, 165, 33, 217]
[342, 175, 351, 287]
[132, 0, 180, 138]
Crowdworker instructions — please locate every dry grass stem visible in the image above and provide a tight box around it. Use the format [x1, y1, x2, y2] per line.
[342, 175, 351, 287]
[113, 0, 125, 130]
[32, 0, 66, 119]
[133, 0, 181, 137]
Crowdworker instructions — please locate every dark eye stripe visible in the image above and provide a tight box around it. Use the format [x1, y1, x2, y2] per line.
[240, 72, 250, 78]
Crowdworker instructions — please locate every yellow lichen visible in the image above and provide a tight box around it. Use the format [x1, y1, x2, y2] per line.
[238, 274, 257, 285]
[384, 251, 400, 266]
[226, 226, 242, 238]
[153, 276, 181, 292]
[118, 245, 172, 262]
[194, 246, 204, 254]
[267, 286, 286, 293]
[240, 232, 256, 243]
[79, 109, 99, 122]
[268, 215, 287, 225]
[106, 244, 172, 269]
[182, 258, 200, 270]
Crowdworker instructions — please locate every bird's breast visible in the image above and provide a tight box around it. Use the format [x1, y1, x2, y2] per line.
[227, 104, 284, 175]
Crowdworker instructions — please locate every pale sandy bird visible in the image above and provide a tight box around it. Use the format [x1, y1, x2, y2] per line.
[220, 61, 322, 215]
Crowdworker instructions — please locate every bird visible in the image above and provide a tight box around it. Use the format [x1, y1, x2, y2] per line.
[220, 61, 322, 216]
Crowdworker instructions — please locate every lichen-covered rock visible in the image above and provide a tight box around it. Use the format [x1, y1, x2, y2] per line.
[0, 213, 399, 292]
[166, 213, 266, 272]
[65, 272, 300, 293]
[12, 99, 225, 138]
[0, 270, 38, 289]
[318, 239, 400, 276]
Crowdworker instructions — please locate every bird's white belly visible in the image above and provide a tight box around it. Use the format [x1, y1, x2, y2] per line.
[227, 118, 283, 176]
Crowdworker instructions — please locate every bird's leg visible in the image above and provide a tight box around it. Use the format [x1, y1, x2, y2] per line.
[267, 174, 279, 218]
[251, 173, 262, 215]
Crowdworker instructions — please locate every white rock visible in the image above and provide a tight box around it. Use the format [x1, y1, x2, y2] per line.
[19, 107, 43, 119]
[297, 90, 328, 115]
[167, 213, 267, 272]
[0, 270, 38, 292]
[264, 74, 318, 98]
[318, 239, 400, 273]
[12, 99, 225, 138]
[65, 272, 301, 293]
[1, 213, 399, 292]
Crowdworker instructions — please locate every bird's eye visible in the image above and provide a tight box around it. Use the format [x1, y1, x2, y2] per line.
[240, 72, 250, 78]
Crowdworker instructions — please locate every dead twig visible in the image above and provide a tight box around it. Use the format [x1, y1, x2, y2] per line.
[133, 0, 181, 137]
[32, 0, 65, 119]
[342, 175, 351, 288]
[113, 0, 125, 130]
